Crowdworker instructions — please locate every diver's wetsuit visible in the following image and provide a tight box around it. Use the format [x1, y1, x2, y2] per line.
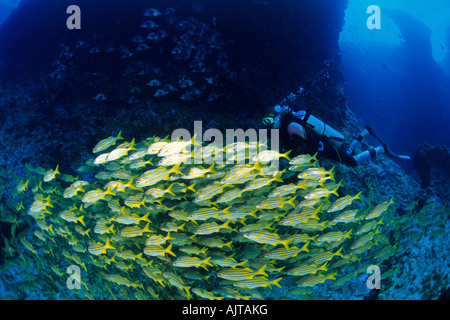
[279, 112, 358, 167]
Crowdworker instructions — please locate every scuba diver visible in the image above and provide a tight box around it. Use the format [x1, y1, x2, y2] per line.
[262, 104, 410, 167]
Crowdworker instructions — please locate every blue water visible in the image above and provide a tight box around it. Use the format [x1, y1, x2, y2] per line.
[340, 0, 450, 174]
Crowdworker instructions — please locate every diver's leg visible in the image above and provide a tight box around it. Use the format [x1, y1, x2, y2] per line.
[346, 126, 371, 155]
[352, 146, 384, 165]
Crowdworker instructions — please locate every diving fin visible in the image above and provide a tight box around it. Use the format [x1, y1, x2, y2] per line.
[366, 125, 411, 160]
[382, 143, 411, 160]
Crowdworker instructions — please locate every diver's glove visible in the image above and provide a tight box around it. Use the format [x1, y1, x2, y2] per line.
[262, 116, 275, 126]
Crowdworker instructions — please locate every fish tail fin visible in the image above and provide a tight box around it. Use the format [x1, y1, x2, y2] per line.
[320, 262, 328, 272]
[203, 256, 214, 267]
[249, 209, 259, 218]
[142, 212, 151, 223]
[78, 216, 85, 226]
[282, 238, 294, 250]
[166, 231, 175, 241]
[256, 264, 268, 278]
[273, 170, 284, 183]
[335, 247, 344, 257]
[283, 149, 292, 161]
[186, 182, 196, 193]
[129, 138, 136, 150]
[207, 162, 217, 174]
[136, 253, 146, 262]
[354, 191, 362, 200]
[287, 196, 297, 208]
[327, 272, 337, 280]
[166, 243, 176, 257]
[345, 229, 352, 239]
[141, 196, 147, 208]
[301, 240, 310, 253]
[222, 220, 233, 230]
[272, 277, 283, 288]
[104, 186, 116, 196]
[104, 238, 115, 250]
[332, 186, 340, 197]
[252, 159, 262, 172]
[166, 184, 176, 196]
[310, 208, 321, 221]
[54, 165, 60, 175]
[184, 287, 192, 300]
[239, 260, 248, 268]
[171, 162, 183, 175]
[298, 179, 308, 190]
[116, 130, 123, 140]
[48, 224, 55, 236]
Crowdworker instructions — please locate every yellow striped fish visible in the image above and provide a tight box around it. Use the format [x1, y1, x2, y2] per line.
[264, 241, 310, 260]
[124, 195, 146, 208]
[143, 243, 176, 257]
[333, 210, 359, 223]
[327, 191, 362, 213]
[217, 265, 268, 281]
[181, 163, 217, 180]
[216, 189, 245, 204]
[93, 130, 123, 153]
[135, 163, 183, 187]
[268, 183, 305, 198]
[120, 223, 153, 238]
[317, 230, 352, 243]
[192, 288, 224, 300]
[81, 187, 115, 204]
[157, 135, 197, 157]
[220, 161, 262, 185]
[350, 228, 381, 250]
[243, 230, 294, 250]
[256, 196, 297, 210]
[296, 272, 336, 287]
[146, 141, 169, 154]
[243, 171, 284, 191]
[43, 165, 60, 182]
[252, 149, 291, 164]
[114, 250, 146, 261]
[162, 271, 191, 299]
[88, 238, 116, 255]
[114, 212, 151, 225]
[286, 262, 328, 276]
[58, 210, 85, 226]
[233, 277, 282, 289]
[145, 232, 174, 246]
[194, 220, 234, 235]
[194, 183, 231, 202]
[173, 256, 214, 270]
[365, 198, 394, 220]
[305, 247, 343, 265]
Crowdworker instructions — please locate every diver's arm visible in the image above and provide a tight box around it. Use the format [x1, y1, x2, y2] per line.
[287, 122, 307, 140]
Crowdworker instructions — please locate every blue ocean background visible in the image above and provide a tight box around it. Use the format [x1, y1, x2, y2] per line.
[0, 0, 448, 301]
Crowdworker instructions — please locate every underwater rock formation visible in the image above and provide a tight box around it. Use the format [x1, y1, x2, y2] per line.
[0, 0, 347, 117]
[413, 143, 450, 202]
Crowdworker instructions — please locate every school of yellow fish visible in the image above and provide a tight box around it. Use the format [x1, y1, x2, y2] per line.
[2, 132, 405, 300]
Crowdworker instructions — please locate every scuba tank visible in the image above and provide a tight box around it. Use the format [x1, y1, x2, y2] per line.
[293, 110, 345, 148]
